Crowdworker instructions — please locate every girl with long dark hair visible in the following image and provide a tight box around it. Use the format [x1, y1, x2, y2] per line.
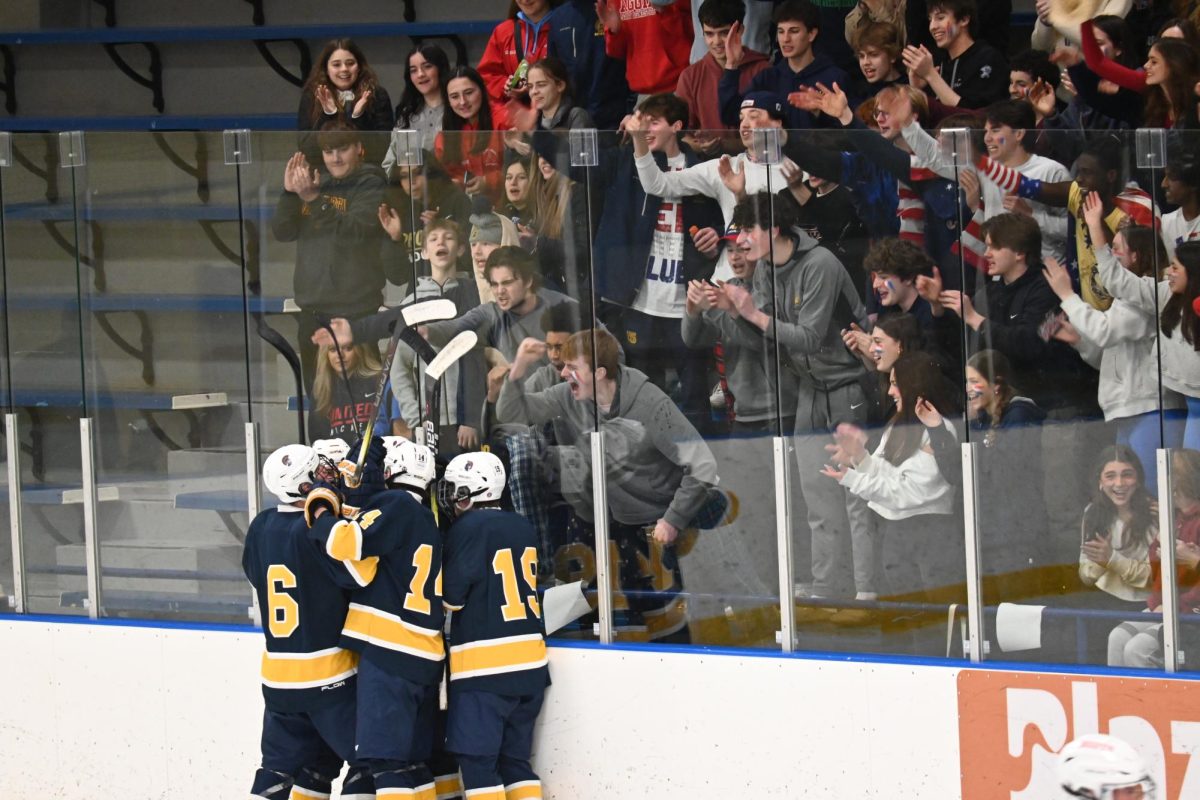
[1076, 20, 1200, 128]
[959, 350, 1052, 592]
[822, 352, 961, 640]
[1109, 448, 1200, 668]
[1077, 446, 1156, 616]
[297, 39, 395, 164]
[1046, 223, 1186, 491]
[390, 43, 451, 151]
[1092, 194, 1200, 449]
[435, 66, 506, 203]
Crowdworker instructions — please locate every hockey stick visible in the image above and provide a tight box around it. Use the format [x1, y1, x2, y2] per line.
[420, 330, 478, 459]
[346, 299, 459, 486]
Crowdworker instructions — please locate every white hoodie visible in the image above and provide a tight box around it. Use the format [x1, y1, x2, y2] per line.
[839, 421, 957, 521]
[1060, 279, 1185, 421]
[1095, 243, 1200, 399]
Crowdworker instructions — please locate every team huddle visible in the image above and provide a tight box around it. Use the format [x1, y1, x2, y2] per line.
[242, 436, 548, 800]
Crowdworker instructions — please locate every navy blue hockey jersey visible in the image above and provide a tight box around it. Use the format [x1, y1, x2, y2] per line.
[242, 506, 369, 711]
[443, 508, 549, 695]
[311, 491, 446, 685]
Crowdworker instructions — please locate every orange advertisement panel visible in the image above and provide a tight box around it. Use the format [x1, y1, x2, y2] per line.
[958, 669, 1200, 799]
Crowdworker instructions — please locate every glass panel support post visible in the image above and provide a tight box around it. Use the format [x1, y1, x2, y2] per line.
[590, 430, 613, 644]
[1158, 449, 1181, 672]
[80, 418, 102, 619]
[962, 442, 984, 663]
[6, 413, 24, 613]
[774, 436, 795, 653]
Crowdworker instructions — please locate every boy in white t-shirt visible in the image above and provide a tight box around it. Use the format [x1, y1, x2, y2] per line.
[1161, 152, 1200, 262]
[901, 99, 1070, 263]
[596, 93, 726, 431]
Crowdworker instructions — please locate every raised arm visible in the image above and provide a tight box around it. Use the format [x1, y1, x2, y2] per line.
[899, 120, 957, 180]
[839, 444, 952, 513]
[1079, 19, 1147, 93]
[974, 154, 1073, 207]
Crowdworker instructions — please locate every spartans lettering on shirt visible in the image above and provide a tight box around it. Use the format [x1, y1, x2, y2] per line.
[326, 389, 380, 439]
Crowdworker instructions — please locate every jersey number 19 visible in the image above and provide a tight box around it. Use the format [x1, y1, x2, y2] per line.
[494, 547, 540, 622]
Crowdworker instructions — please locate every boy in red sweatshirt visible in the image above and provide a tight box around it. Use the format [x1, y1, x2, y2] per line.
[676, 0, 770, 133]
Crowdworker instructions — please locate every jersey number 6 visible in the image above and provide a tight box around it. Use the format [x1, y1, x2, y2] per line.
[266, 564, 300, 638]
[494, 547, 540, 622]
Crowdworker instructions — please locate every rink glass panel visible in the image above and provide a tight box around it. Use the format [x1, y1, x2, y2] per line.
[573, 125, 786, 649]
[0, 133, 89, 615]
[76, 132, 253, 623]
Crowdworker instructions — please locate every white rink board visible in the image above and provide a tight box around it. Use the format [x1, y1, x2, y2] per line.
[0, 618, 963, 799]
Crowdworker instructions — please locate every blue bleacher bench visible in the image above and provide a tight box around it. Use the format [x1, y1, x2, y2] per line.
[0, 19, 499, 119]
[0, 292, 296, 314]
[8, 389, 228, 411]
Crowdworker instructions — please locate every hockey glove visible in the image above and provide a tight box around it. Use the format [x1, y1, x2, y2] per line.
[304, 480, 343, 528]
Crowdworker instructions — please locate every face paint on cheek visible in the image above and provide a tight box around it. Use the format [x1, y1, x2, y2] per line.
[885, 279, 896, 295]
[947, 23, 958, 39]
[996, 136, 1005, 146]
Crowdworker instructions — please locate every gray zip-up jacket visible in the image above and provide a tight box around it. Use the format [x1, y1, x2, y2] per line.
[497, 365, 718, 529]
[424, 288, 584, 363]
[680, 276, 798, 423]
[728, 229, 869, 392]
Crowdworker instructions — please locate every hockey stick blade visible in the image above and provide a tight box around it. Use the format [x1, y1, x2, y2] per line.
[401, 298, 458, 327]
[425, 331, 477, 381]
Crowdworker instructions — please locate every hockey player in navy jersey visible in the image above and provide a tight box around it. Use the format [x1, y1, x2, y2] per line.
[305, 436, 449, 800]
[439, 451, 550, 800]
[242, 444, 375, 800]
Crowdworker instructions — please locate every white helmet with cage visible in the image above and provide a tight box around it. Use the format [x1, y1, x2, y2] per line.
[312, 438, 351, 464]
[442, 451, 506, 509]
[382, 436, 436, 493]
[263, 444, 321, 505]
[1058, 733, 1156, 799]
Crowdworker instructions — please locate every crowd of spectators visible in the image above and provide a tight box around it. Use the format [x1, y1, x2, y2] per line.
[276, 0, 1200, 661]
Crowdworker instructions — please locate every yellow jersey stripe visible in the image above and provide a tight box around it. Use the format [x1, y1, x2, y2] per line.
[342, 604, 445, 661]
[326, 519, 363, 562]
[435, 774, 463, 800]
[290, 785, 331, 799]
[261, 647, 358, 688]
[449, 634, 547, 681]
[464, 786, 505, 800]
[505, 779, 543, 800]
[377, 783, 435, 799]
[342, 556, 379, 588]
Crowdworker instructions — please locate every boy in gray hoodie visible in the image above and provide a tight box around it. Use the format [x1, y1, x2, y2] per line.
[497, 328, 720, 643]
[682, 223, 799, 432]
[713, 192, 875, 605]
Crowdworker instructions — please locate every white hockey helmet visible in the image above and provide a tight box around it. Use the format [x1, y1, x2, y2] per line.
[312, 438, 350, 463]
[442, 451, 506, 507]
[382, 436, 437, 492]
[1058, 734, 1156, 799]
[263, 444, 321, 504]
